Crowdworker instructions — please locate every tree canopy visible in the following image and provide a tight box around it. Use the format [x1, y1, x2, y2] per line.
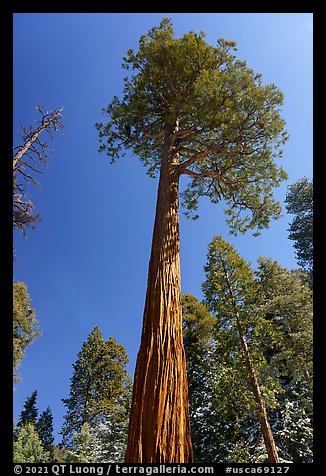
[96, 18, 288, 235]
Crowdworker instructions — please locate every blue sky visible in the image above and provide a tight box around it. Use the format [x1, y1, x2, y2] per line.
[13, 13, 313, 442]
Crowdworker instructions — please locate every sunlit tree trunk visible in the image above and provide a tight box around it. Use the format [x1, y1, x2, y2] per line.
[125, 123, 193, 463]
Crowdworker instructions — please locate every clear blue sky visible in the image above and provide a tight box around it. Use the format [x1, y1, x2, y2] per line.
[13, 13, 313, 442]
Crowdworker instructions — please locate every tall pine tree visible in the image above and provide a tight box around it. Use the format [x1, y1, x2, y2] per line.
[182, 244, 313, 463]
[202, 236, 281, 462]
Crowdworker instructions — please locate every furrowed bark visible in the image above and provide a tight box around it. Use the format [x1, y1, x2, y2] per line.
[125, 123, 193, 463]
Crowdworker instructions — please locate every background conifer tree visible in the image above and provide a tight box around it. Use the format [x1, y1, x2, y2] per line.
[13, 422, 48, 463]
[202, 235, 281, 462]
[182, 242, 313, 462]
[65, 422, 98, 463]
[36, 407, 55, 461]
[255, 258, 313, 391]
[181, 294, 216, 462]
[93, 373, 133, 462]
[285, 177, 313, 275]
[16, 390, 39, 434]
[254, 258, 313, 462]
[60, 326, 128, 447]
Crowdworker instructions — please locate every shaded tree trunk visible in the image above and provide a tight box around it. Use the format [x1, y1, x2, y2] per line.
[219, 257, 280, 463]
[223, 269, 280, 463]
[125, 123, 193, 463]
[237, 323, 280, 463]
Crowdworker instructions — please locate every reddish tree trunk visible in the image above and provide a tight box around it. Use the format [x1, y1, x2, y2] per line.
[125, 124, 193, 463]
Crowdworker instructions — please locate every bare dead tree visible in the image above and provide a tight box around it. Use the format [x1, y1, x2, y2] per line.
[13, 103, 63, 235]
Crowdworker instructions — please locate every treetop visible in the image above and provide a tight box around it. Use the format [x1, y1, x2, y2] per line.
[96, 18, 288, 235]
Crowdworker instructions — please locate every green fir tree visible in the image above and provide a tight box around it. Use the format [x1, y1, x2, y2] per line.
[60, 326, 128, 447]
[16, 391, 39, 435]
[13, 423, 48, 463]
[36, 407, 55, 461]
[255, 258, 313, 391]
